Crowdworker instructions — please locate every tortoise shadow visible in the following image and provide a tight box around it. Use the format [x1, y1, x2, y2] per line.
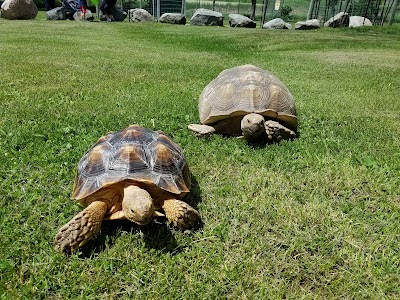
[246, 134, 299, 149]
[184, 173, 203, 211]
[79, 174, 203, 257]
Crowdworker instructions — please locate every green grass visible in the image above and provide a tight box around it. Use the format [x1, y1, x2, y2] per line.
[0, 17, 399, 299]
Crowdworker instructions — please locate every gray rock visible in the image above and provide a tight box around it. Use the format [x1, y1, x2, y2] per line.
[349, 16, 372, 27]
[46, 7, 66, 20]
[159, 13, 186, 24]
[128, 8, 153, 22]
[191, 8, 223, 26]
[295, 19, 320, 30]
[228, 13, 256, 28]
[262, 18, 291, 29]
[1, 0, 38, 20]
[324, 12, 349, 27]
[73, 9, 94, 21]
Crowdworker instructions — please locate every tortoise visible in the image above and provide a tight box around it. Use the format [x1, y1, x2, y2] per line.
[55, 124, 200, 253]
[188, 64, 297, 142]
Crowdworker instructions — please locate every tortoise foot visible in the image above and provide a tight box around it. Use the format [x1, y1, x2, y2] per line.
[162, 199, 201, 230]
[188, 124, 216, 137]
[54, 201, 107, 253]
[265, 120, 296, 142]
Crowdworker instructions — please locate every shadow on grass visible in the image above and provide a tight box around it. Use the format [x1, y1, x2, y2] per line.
[246, 133, 300, 149]
[79, 175, 203, 257]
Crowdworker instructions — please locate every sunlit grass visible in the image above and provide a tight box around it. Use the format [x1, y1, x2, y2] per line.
[0, 18, 399, 299]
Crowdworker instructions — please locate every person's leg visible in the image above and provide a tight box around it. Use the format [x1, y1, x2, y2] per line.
[105, 0, 117, 20]
[43, 0, 52, 11]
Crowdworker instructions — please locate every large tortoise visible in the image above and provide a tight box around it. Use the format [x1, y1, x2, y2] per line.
[55, 124, 200, 253]
[188, 64, 297, 142]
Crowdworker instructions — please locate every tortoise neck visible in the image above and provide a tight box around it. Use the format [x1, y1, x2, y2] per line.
[83, 185, 122, 208]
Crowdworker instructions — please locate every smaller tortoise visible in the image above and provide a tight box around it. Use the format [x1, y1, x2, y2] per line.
[55, 124, 200, 253]
[188, 64, 297, 142]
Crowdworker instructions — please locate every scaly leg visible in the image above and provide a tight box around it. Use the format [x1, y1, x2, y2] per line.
[162, 199, 201, 229]
[54, 201, 108, 253]
[187, 124, 216, 137]
[265, 120, 296, 142]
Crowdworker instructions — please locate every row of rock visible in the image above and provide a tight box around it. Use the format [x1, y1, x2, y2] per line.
[265, 14, 372, 30]
[189, 9, 372, 29]
[167, 9, 372, 29]
[0, 0, 373, 30]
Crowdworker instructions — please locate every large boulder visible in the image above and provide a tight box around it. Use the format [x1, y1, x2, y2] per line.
[1, 0, 38, 19]
[46, 6, 66, 20]
[128, 8, 152, 22]
[159, 13, 186, 24]
[295, 19, 320, 30]
[324, 12, 349, 27]
[349, 16, 372, 27]
[191, 8, 223, 26]
[228, 13, 256, 28]
[262, 18, 291, 29]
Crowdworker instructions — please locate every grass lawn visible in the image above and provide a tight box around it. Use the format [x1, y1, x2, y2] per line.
[0, 15, 399, 299]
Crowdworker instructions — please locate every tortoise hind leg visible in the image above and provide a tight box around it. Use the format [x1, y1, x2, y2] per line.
[265, 120, 296, 142]
[54, 201, 108, 253]
[162, 199, 201, 229]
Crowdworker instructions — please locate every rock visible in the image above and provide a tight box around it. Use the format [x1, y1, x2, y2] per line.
[159, 13, 186, 24]
[262, 18, 291, 29]
[349, 16, 372, 27]
[228, 13, 256, 28]
[128, 8, 153, 22]
[73, 9, 94, 21]
[191, 8, 223, 26]
[324, 12, 349, 27]
[46, 7, 66, 20]
[1, 0, 38, 20]
[295, 19, 320, 30]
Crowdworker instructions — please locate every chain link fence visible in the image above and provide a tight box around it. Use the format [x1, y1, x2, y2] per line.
[118, 0, 398, 23]
[120, 0, 293, 21]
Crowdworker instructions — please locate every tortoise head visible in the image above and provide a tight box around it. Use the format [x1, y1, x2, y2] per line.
[122, 185, 155, 225]
[240, 113, 265, 140]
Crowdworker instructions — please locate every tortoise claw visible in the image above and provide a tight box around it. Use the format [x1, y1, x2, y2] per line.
[162, 199, 201, 230]
[265, 120, 296, 142]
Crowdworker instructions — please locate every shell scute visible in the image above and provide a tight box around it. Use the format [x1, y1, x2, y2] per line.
[80, 142, 112, 177]
[109, 144, 149, 173]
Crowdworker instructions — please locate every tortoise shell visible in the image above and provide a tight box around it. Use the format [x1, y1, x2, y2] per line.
[71, 125, 190, 200]
[198, 64, 297, 130]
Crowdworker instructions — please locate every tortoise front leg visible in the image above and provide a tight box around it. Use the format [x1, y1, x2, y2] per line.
[54, 201, 108, 253]
[187, 124, 216, 137]
[162, 199, 201, 229]
[265, 120, 296, 142]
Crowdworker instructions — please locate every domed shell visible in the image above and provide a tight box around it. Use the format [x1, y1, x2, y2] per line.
[71, 125, 190, 200]
[199, 64, 297, 130]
